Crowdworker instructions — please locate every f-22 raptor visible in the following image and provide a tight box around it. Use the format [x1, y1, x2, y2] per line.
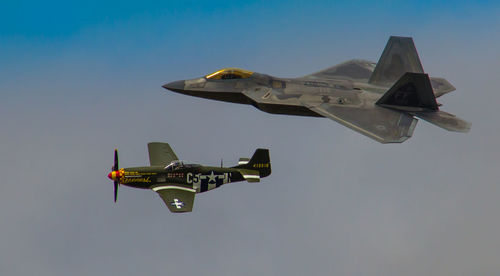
[107, 142, 271, 213]
[163, 36, 470, 143]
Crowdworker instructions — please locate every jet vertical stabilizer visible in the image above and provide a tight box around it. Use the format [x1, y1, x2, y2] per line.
[369, 36, 424, 86]
[376, 72, 438, 112]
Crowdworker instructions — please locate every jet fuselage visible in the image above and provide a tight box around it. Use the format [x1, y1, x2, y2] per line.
[164, 73, 384, 117]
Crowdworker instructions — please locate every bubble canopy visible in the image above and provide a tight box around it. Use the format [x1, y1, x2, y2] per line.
[205, 68, 253, 80]
[165, 160, 201, 171]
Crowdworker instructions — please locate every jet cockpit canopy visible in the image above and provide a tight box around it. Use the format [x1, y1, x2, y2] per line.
[205, 68, 253, 80]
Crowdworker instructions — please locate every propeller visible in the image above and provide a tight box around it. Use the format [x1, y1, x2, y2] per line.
[220, 158, 223, 168]
[113, 149, 119, 202]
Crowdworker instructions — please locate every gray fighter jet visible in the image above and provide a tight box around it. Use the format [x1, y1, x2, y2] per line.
[163, 36, 470, 143]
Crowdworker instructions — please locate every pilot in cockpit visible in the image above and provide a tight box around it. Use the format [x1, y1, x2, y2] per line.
[165, 160, 184, 171]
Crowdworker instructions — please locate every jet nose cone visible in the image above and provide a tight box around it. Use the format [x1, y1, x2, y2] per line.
[162, 80, 185, 92]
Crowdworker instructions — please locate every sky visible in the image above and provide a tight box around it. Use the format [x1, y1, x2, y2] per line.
[1, 0, 500, 275]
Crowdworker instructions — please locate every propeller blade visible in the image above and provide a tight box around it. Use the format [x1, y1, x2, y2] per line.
[114, 180, 118, 202]
[113, 149, 119, 202]
[113, 149, 119, 171]
[220, 158, 223, 168]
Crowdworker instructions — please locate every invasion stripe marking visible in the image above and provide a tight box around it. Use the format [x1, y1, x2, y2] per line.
[152, 186, 196, 193]
[201, 182, 208, 192]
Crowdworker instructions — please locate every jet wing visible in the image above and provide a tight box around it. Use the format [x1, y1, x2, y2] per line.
[306, 103, 418, 143]
[301, 59, 375, 81]
[152, 186, 195, 213]
[147, 142, 179, 166]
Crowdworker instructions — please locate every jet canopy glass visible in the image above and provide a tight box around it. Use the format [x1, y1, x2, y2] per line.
[205, 68, 253, 80]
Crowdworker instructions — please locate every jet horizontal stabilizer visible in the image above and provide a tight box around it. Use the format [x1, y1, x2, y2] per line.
[412, 110, 471, 132]
[430, 77, 456, 98]
[377, 73, 470, 132]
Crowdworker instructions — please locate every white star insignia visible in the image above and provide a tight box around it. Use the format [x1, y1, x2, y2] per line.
[207, 171, 217, 183]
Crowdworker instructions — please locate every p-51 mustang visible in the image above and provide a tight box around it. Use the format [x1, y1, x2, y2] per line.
[107, 142, 271, 213]
[163, 36, 470, 143]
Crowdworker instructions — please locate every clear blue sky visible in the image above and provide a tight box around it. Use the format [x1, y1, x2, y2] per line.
[2, 0, 498, 58]
[1, 0, 497, 38]
[1, 1, 500, 275]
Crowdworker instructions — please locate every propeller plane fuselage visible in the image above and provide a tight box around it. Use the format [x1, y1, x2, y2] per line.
[108, 165, 251, 191]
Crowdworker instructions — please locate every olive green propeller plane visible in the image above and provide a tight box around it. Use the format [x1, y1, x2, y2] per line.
[107, 142, 271, 213]
[163, 36, 470, 143]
